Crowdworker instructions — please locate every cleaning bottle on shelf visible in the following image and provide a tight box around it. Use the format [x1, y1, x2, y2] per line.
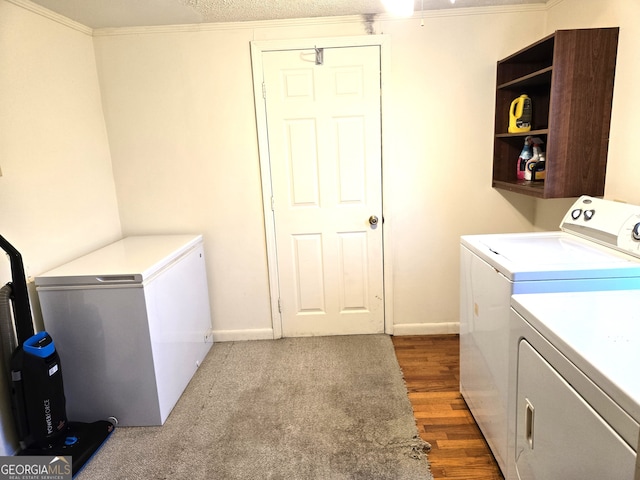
[508, 94, 532, 133]
[516, 136, 533, 181]
[524, 137, 544, 181]
[530, 152, 546, 181]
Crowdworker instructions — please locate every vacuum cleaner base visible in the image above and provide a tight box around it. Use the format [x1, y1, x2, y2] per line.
[18, 420, 114, 478]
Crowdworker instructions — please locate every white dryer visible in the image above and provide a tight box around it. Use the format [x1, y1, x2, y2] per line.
[460, 196, 640, 477]
[510, 290, 640, 479]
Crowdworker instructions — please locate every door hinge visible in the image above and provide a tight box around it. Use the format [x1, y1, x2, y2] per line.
[271, 196, 275, 211]
[262, 82, 266, 99]
[277, 298, 282, 313]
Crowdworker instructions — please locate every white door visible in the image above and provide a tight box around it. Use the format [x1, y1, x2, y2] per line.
[261, 45, 384, 337]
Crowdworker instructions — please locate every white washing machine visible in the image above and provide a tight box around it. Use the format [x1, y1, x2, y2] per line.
[460, 196, 640, 477]
[510, 290, 640, 480]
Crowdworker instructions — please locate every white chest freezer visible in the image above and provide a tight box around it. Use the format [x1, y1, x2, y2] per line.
[35, 235, 214, 426]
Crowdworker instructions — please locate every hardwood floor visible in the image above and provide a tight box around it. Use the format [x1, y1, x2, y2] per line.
[392, 334, 504, 480]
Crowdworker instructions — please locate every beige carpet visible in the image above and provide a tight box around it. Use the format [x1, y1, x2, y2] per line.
[77, 335, 432, 479]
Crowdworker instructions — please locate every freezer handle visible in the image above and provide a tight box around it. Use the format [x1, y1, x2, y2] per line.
[96, 275, 138, 283]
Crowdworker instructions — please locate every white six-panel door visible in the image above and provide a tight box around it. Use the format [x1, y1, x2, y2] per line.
[261, 45, 384, 337]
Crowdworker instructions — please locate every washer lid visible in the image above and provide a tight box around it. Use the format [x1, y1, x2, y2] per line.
[462, 232, 640, 281]
[512, 290, 640, 424]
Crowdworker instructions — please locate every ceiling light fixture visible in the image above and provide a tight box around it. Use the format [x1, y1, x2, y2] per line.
[382, 0, 414, 17]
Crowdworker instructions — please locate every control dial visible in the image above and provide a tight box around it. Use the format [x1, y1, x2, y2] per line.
[616, 214, 640, 253]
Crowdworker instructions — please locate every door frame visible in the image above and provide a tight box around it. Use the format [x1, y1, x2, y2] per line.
[250, 35, 393, 338]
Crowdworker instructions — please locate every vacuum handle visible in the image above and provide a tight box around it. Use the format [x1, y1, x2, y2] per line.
[0, 235, 35, 344]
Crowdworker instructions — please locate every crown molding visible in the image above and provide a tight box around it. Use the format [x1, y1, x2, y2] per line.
[6, 0, 92, 35]
[545, 0, 566, 9]
[92, 14, 371, 37]
[92, 3, 547, 37]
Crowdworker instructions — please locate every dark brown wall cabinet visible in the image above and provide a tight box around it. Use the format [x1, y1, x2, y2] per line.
[492, 28, 619, 199]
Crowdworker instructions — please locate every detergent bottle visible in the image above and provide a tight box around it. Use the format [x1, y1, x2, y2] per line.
[531, 152, 546, 181]
[508, 94, 532, 133]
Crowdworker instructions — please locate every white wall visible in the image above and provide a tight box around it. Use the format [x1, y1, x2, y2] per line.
[534, 0, 640, 229]
[374, 9, 544, 333]
[93, 6, 545, 338]
[92, 27, 277, 339]
[0, 0, 121, 455]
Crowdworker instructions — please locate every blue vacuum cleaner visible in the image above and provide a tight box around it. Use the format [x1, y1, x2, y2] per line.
[0, 235, 113, 477]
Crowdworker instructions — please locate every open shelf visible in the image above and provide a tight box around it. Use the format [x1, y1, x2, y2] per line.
[497, 67, 553, 90]
[491, 28, 619, 199]
[492, 180, 546, 198]
[495, 129, 549, 139]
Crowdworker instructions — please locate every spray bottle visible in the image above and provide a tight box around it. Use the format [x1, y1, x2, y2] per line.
[516, 136, 533, 181]
[524, 137, 544, 181]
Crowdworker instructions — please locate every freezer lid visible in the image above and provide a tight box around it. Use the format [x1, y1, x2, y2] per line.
[35, 235, 203, 287]
[461, 232, 640, 281]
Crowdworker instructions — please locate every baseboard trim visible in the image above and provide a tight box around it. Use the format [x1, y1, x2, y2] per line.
[212, 323, 459, 340]
[392, 322, 459, 336]
[212, 328, 274, 342]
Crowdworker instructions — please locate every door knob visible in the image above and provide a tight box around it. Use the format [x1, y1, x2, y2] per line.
[369, 215, 379, 226]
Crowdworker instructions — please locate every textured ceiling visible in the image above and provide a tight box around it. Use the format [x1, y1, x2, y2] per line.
[27, 0, 546, 29]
